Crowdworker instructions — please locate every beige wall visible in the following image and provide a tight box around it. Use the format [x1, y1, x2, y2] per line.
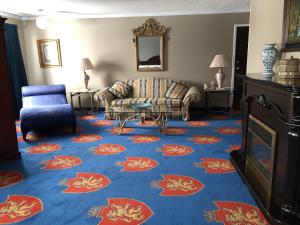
[247, 0, 300, 74]
[10, 13, 249, 106]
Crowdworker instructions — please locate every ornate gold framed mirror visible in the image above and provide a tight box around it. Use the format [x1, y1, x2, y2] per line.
[133, 18, 167, 71]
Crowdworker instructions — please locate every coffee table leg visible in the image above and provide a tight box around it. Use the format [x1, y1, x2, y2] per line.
[159, 112, 167, 135]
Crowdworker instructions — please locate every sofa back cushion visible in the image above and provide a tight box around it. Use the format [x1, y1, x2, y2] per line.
[107, 80, 132, 99]
[165, 82, 189, 99]
[126, 77, 187, 98]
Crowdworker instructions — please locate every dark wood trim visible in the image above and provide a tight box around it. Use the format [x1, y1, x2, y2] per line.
[282, 0, 300, 51]
[0, 16, 20, 161]
[231, 75, 300, 225]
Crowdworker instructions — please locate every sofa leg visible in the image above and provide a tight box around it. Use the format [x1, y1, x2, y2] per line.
[22, 132, 27, 141]
[182, 111, 190, 121]
[72, 126, 77, 134]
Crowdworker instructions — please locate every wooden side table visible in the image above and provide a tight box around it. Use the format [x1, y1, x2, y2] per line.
[204, 87, 233, 114]
[68, 88, 100, 112]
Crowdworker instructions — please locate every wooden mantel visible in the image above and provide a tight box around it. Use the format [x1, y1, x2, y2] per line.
[231, 74, 300, 225]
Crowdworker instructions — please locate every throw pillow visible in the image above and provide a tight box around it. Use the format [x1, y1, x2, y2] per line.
[165, 82, 189, 99]
[108, 81, 132, 99]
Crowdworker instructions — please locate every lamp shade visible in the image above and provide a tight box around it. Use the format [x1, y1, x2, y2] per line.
[209, 54, 229, 68]
[80, 58, 94, 70]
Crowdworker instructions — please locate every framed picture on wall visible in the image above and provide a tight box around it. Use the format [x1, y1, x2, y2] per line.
[283, 0, 300, 51]
[37, 39, 62, 67]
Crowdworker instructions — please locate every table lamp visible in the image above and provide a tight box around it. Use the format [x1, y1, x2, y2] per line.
[209, 54, 229, 89]
[80, 58, 94, 91]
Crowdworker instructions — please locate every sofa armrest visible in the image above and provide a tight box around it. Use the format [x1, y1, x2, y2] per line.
[94, 87, 115, 105]
[183, 86, 201, 105]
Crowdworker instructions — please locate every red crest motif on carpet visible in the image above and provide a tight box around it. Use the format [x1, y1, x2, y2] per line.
[79, 115, 98, 120]
[42, 155, 82, 170]
[0, 171, 23, 188]
[131, 135, 160, 143]
[139, 120, 157, 126]
[117, 157, 158, 172]
[159, 144, 194, 156]
[195, 158, 235, 174]
[17, 133, 40, 142]
[93, 144, 126, 155]
[90, 120, 114, 126]
[93, 198, 153, 225]
[110, 127, 134, 134]
[187, 121, 209, 127]
[190, 135, 221, 144]
[15, 126, 21, 133]
[27, 143, 61, 154]
[61, 172, 111, 193]
[216, 127, 241, 135]
[0, 195, 43, 224]
[225, 145, 241, 153]
[72, 134, 102, 143]
[205, 201, 269, 225]
[152, 174, 204, 196]
[165, 127, 187, 135]
[234, 120, 242, 125]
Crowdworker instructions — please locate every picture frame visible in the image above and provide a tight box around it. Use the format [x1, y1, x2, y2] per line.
[37, 39, 62, 68]
[283, 0, 300, 51]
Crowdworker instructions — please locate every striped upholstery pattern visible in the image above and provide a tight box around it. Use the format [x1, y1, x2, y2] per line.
[165, 82, 189, 99]
[94, 77, 200, 120]
[111, 98, 182, 108]
[126, 78, 187, 98]
[108, 81, 132, 99]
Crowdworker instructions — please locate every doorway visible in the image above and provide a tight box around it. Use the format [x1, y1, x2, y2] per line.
[231, 25, 249, 110]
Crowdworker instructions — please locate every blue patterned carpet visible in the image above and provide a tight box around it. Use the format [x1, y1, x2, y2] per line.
[0, 112, 269, 225]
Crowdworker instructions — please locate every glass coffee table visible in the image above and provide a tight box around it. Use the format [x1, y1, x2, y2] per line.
[107, 103, 183, 135]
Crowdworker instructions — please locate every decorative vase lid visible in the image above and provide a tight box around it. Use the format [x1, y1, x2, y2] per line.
[278, 56, 299, 65]
[278, 56, 300, 78]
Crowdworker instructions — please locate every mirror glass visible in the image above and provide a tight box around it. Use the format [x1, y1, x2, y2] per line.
[137, 36, 161, 70]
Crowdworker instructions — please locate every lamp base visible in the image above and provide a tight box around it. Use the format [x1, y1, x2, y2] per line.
[83, 71, 90, 91]
[215, 71, 225, 89]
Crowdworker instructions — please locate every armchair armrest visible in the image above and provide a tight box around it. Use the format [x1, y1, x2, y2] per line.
[183, 86, 201, 105]
[94, 87, 115, 105]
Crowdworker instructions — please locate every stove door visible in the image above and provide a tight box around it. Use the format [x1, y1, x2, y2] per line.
[245, 114, 276, 210]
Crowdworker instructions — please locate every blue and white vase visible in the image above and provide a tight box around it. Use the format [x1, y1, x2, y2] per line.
[262, 43, 279, 79]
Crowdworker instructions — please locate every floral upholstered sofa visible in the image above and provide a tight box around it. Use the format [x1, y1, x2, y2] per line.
[94, 77, 200, 120]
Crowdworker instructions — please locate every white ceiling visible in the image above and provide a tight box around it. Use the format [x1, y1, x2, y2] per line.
[0, 0, 250, 20]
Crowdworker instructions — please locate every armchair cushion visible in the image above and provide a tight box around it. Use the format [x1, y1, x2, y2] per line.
[20, 84, 76, 139]
[108, 80, 132, 99]
[20, 104, 75, 131]
[165, 82, 189, 99]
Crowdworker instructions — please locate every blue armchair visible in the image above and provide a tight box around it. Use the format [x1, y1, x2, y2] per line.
[20, 84, 76, 140]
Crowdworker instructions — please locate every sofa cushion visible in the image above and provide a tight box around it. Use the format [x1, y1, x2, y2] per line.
[165, 82, 189, 99]
[111, 98, 182, 108]
[126, 78, 188, 98]
[108, 80, 132, 99]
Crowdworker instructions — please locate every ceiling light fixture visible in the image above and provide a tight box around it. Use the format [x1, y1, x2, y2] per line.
[36, 9, 48, 30]
[36, 16, 48, 30]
